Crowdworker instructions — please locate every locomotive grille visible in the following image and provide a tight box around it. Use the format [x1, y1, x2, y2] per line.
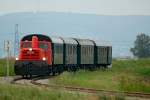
[21, 50, 40, 60]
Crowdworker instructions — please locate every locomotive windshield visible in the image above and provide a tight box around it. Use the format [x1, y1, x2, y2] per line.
[21, 41, 48, 50]
[22, 42, 31, 48]
[39, 42, 48, 50]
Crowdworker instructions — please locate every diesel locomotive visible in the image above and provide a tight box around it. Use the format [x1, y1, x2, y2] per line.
[14, 34, 112, 77]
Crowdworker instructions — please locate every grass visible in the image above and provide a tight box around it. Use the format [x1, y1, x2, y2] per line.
[0, 58, 15, 76]
[0, 83, 87, 100]
[0, 83, 126, 100]
[49, 58, 150, 93]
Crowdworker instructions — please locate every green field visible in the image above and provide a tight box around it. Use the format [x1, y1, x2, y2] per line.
[0, 58, 150, 98]
[49, 59, 150, 93]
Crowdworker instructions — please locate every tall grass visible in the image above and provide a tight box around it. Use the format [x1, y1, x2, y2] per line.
[49, 58, 150, 93]
[0, 58, 15, 76]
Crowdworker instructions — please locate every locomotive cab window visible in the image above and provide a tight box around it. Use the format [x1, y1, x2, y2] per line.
[39, 42, 48, 50]
[21, 41, 31, 48]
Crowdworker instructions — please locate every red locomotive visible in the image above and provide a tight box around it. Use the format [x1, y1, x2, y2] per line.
[15, 34, 53, 77]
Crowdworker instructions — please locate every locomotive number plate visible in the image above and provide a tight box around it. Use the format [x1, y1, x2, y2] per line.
[27, 51, 34, 54]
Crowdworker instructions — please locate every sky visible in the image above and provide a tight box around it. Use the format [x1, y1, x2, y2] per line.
[0, 0, 150, 15]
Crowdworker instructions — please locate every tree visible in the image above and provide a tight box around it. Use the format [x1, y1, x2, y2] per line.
[131, 33, 150, 58]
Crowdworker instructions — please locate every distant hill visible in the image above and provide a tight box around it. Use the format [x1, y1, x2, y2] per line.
[0, 12, 150, 57]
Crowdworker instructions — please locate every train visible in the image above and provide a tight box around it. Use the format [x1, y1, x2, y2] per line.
[14, 34, 112, 77]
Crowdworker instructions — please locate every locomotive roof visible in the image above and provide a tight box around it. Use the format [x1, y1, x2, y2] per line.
[21, 34, 51, 42]
[62, 37, 78, 45]
[21, 34, 64, 44]
[74, 38, 95, 46]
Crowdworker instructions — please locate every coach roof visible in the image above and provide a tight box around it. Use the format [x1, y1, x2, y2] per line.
[62, 37, 78, 45]
[50, 36, 64, 44]
[74, 38, 95, 46]
[94, 39, 111, 46]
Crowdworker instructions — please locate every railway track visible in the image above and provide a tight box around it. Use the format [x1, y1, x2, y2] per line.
[12, 76, 150, 98]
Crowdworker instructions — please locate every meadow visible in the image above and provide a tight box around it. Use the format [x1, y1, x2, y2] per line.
[49, 59, 150, 93]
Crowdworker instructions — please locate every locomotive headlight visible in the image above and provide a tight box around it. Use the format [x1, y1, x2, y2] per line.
[29, 48, 32, 51]
[15, 57, 19, 60]
[42, 57, 46, 61]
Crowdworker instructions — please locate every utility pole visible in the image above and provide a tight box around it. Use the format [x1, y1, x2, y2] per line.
[4, 40, 11, 79]
[14, 24, 19, 57]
